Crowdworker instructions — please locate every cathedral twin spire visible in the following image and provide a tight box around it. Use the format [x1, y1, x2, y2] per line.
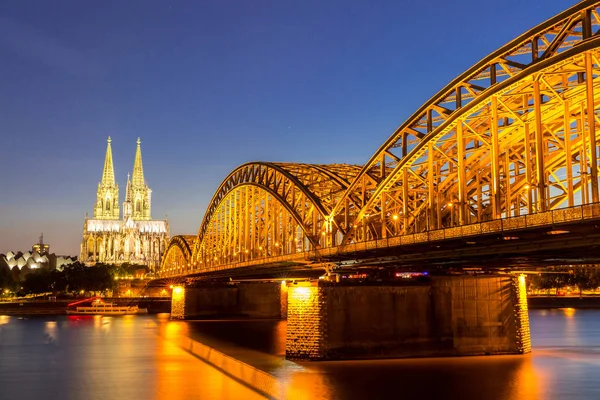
[95, 137, 119, 220]
[101, 136, 115, 185]
[94, 137, 151, 221]
[132, 138, 145, 188]
[81, 137, 168, 268]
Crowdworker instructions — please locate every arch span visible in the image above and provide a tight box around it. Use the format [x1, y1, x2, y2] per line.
[158, 2, 600, 278]
[160, 235, 195, 274]
[190, 162, 361, 270]
[328, 1, 600, 244]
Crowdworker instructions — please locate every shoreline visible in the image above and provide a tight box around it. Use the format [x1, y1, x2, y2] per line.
[0, 298, 172, 315]
[2, 296, 600, 316]
[528, 296, 600, 309]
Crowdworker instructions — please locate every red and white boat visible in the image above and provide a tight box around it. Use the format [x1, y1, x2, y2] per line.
[66, 297, 148, 315]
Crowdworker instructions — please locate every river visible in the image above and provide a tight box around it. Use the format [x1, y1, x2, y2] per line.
[0, 308, 598, 399]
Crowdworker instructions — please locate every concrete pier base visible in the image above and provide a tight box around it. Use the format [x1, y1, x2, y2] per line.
[170, 281, 287, 320]
[285, 275, 530, 360]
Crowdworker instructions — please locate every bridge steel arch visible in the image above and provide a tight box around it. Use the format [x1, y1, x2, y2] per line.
[158, 2, 600, 279]
[189, 162, 361, 271]
[160, 235, 196, 274]
[328, 1, 600, 245]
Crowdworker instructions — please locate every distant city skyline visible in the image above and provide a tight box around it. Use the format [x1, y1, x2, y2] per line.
[0, 0, 577, 255]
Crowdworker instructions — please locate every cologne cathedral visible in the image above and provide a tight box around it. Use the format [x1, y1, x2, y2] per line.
[80, 137, 169, 270]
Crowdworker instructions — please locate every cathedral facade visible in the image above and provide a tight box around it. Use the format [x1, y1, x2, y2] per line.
[80, 137, 169, 270]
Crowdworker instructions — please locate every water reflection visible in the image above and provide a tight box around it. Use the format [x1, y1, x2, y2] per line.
[277, 355, 541, 400]
[0, 316, 267, 400]
[561, 307, 576, 317]
[44, 320, 58, 345]
[513, 356, 543, 400]
[282, 367, 331, 399]
[2, 311, 600, 399]
[154, 337, 265, 400]
[183, 312, 600, 400]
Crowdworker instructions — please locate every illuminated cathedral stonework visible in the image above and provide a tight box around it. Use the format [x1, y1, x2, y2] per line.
[80, 137, 169, 269]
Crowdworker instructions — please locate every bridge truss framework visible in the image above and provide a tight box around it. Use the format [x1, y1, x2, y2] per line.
[160, 1, 600, 279]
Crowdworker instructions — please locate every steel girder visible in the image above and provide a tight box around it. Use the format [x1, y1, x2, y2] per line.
[159, 235, 195, 274]
[159, 2, 600, 278]
[328, 0, 600, 245]
[190, 162, 360, 271]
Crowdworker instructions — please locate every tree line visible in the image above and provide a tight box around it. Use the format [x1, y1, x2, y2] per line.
[0, 262, 149, 297]
[527, 267, 600, 295]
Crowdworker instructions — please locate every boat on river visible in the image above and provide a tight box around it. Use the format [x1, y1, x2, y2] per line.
[66, 297, 148, 315]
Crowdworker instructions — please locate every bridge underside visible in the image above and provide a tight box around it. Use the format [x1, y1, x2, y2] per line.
[150, 262, 326, 286]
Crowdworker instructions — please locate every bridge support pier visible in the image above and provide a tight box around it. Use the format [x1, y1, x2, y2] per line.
[286, 275, 530, 360]
[170, 281, 287, 320]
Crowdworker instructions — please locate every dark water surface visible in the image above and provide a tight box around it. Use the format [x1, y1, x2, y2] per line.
[1, 309, 599, 399]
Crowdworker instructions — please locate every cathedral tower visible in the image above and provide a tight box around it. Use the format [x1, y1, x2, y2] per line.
[94, 137, 120, 219]
[129, 138, 152, 220]
[123, 173, 132, 219]
[81, 137, 169, 270]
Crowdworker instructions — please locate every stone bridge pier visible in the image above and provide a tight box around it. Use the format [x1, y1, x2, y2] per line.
[170, 275, 530, 361]
[170, 281, 287, 319]
[285, 275, 530, 360]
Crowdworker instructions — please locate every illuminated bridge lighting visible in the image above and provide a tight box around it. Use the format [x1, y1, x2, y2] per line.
[159, 1, 600, 279]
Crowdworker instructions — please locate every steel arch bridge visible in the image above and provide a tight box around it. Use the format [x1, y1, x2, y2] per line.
[161, 235, 195, 274]
[159, 1, 600, 279]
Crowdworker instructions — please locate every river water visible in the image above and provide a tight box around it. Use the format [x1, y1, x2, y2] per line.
[0, 308, 598, 399]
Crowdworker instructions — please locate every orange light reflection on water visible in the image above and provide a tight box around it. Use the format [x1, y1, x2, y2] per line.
[281, 367, 331, 400]
[512, 355, 544, 400]
[561, 307, 576, 317]
[276, 352, 548, 400]
[154, 320, 265, 400]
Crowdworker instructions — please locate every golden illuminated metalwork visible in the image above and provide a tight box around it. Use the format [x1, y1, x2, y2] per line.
[159, 1, 600, 277]
[331, 1, 600, 245]
[161, 235, 196, 274]
[195, 162, 362, 265]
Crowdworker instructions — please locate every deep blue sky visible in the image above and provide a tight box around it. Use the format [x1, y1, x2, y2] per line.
[0, 0, 577, 255]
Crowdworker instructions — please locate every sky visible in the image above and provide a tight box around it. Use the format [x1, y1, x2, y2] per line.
[0, 0, 578, 256]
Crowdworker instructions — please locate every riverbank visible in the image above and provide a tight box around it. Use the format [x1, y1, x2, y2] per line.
[0, 298, 171, 315]
[528, 296, 600, 309]
[2, 296, 599, 316]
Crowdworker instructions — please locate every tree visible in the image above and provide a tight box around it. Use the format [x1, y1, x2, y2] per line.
[22, 268, 53, 294]
[529, 271, 571, 294]
[60, 262, 115, 294]
[0, 265, 17, 293]
[570, 267, 600, 296]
